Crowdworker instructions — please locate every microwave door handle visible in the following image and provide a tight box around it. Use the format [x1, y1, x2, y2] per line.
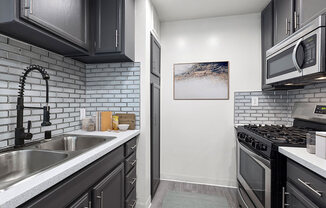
[292, 38, 304, 73]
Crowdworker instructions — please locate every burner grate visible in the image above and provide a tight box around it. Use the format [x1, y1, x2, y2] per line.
[244, 124, 310, 144]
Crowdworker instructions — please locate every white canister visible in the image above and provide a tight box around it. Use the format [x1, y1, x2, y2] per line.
[316, 132, 326, 159]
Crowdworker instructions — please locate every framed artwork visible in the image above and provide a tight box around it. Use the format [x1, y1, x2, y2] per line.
[173, 61, 229, 100]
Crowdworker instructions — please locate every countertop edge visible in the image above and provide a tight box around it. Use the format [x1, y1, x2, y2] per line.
[0, 130, 140, 208]
[279, 147, 326, 178]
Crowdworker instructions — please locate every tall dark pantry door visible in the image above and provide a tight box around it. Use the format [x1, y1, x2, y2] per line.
[150, 33, 161, 198]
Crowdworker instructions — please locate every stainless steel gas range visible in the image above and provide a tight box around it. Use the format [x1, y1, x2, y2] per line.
[236, 103, 326, 208]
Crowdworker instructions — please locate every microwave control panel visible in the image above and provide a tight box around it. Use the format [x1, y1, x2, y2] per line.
[302, 34, 317, 68]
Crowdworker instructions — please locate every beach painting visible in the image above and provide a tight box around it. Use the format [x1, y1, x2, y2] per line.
[174, 62, 229, 100]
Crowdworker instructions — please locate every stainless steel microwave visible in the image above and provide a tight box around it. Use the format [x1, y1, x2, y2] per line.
[266, 15, 326, 85]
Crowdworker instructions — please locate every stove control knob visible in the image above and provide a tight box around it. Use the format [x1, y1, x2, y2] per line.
[245, 136, 251, 143]
[261, 144, 267, 151]
[255, 142, 261, 150]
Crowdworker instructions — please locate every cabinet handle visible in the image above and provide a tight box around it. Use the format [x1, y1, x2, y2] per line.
[285, 18, 290, 35]
[115, 29, 118, 48]
[131, 144, 137, 150]
[130, 178, 137, 185]
[130, 159, 137, 166]
[298, 178, 322, 197]
[97, 191, 104, 208]
[294, 11, 299, 29]
[129, 200, 136, 208]
[282, 187, 289, 208]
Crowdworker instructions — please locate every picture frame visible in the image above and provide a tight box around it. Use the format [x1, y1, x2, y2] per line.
[173, 61, 229, 100]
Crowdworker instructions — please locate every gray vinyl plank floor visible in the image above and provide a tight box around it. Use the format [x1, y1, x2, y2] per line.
[150, 181, 239, 208]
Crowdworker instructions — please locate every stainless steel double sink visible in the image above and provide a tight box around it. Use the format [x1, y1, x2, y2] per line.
[0, 135, 116, 191]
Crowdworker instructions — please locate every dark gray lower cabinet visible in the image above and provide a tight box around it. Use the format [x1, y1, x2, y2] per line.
[19, 137, 138, 208]
[69, 193, 90, 208]
[285, 159, 325, 208]
[286, 182, 319, 208]
[92, 163, 125, 208]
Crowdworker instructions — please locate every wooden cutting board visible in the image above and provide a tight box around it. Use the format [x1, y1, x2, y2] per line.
[100, 111, 112, 131]
[115, 113, 136, 130]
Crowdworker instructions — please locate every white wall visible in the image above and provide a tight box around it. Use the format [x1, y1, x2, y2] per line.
[134, 0, 160, 207]
[160, 14, 262, 187]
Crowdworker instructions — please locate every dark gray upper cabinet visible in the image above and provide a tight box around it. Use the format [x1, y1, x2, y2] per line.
[295, 0, 326, 30]
[20, 0, 89, 50]
[151, 34, 161, 77]
[0, 0, 89, 56]
[94, 0, 122, 54]
[261, 2, 274, 90]
[92, 163, 125, 208]
[73, 0, 135, 63]
[274, 0, 294, 44]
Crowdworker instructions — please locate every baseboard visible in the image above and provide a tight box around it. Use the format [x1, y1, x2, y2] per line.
[161, 177, 238, 189]
[136, 195, 151, 208]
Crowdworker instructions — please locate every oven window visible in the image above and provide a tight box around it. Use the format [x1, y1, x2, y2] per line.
[267, 46, 296, 78]
[240, 149, 265, 205]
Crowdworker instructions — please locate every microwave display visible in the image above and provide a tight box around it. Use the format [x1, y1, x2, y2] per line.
[302, 34, 317, 68]
[314, 105, 326, 114]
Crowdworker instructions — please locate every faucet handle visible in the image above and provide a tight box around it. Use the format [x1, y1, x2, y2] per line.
[27, 120, 31, 133]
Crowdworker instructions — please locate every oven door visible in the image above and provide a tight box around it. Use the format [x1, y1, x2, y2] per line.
[237, 142, 271, 208]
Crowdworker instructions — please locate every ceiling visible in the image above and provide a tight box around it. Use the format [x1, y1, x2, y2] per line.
[151, 0, 271, 22]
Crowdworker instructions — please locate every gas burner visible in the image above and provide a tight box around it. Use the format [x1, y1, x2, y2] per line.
[243, 124, 309, 145]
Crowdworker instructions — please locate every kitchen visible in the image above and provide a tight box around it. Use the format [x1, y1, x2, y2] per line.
[0, 0, 326, 208]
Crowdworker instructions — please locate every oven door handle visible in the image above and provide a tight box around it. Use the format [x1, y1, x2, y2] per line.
[292, 38, 304, 73]
[239, 143, 271, 168]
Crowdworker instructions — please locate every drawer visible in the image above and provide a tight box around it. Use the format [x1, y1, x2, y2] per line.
[287, 159, 326, 208]
[125, 137, 137, 157]
[125, 152, 137, 174]
[125, 187, 136, 208]
[125, 167, 136, 196]
[286, 182, 319, 208]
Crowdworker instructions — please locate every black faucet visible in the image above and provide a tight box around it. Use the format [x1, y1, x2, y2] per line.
[15, 65, 52, 147]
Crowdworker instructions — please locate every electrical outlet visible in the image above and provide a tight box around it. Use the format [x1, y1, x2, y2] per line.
[251, 97, 259, 106]
[80, 108, 86, 120]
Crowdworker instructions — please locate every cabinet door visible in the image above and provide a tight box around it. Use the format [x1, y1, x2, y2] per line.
[95, 0, 122, 54]
[150, 82, 160, 198]
[20, 0, 89, 49]
[69, 193, 90, 208]
[261, 2, 274, 90]
[274, 0, 294, 44]
[151, 34, 161, 77]
[92, 163, 124, 208]
[286, 183, 319, 208]
[295, 0, 326, 30]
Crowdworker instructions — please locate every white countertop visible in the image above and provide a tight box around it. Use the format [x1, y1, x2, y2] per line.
[279, 147, 326, 178]
[0, 130, 140, 208]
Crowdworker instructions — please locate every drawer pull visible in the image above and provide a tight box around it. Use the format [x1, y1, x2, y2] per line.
[129, 200, 136, 208]
[129, 178, 136, 185]
[130, 144, 137, 150]
[130, 160, 137, 166]
[298, 178, 322, 197]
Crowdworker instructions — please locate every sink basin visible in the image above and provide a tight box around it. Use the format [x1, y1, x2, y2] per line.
[34, 135, 115, 152]
[0, 150, 68, 190]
